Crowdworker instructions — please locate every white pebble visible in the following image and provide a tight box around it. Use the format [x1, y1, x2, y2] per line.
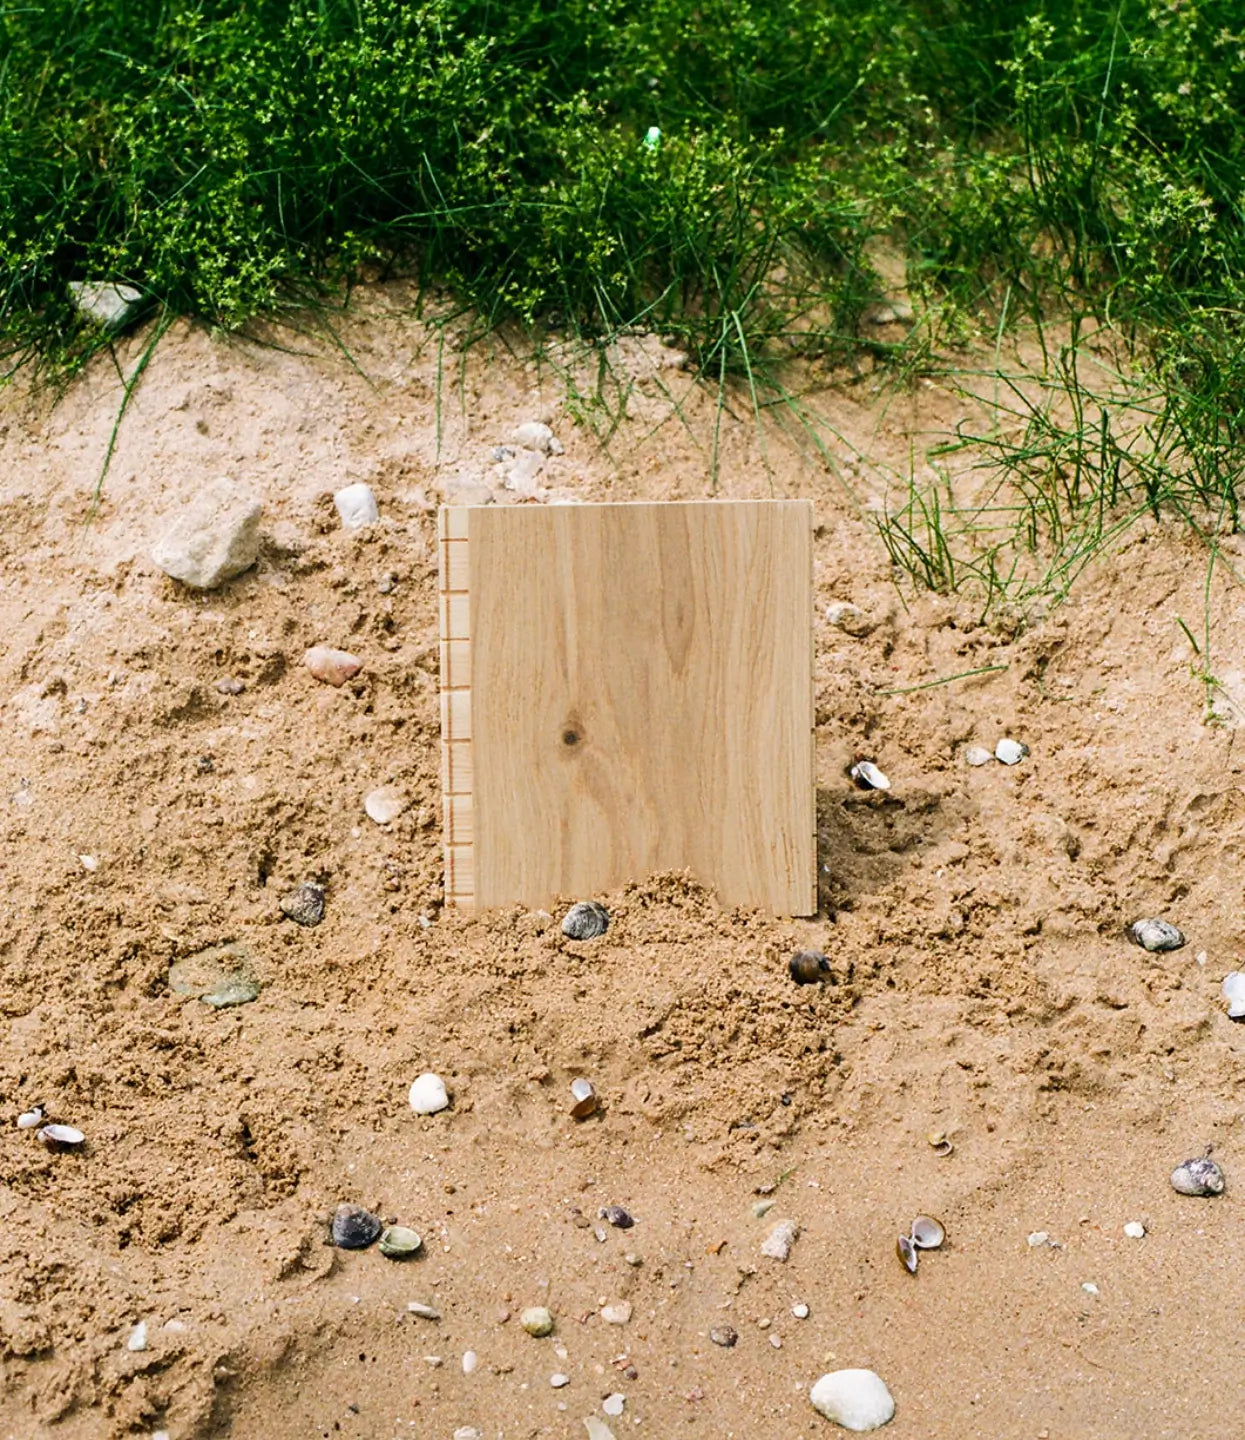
[1027, 1231, 1050, 1248]
[602, 1393, 625, 1417]
[127, 1321, 148, 1353]
[995, 738, 1029, 765]
[407, 1301, 442, 1320]
[364, 785, 409, 825]
[462, 1350, 478, 1375]
[152, 477, 262, 590]
[69, 280, 145, 331]
[152, 1432, 171, 1440]
[333, 482, 380, 530]
[551, 1373, 570, 1388]
[792, 1303, 810, 1319]
[304, 645, 363, 687]
[770, 1333, 782, 1348]
[761, 1218, 799, 1261]
[600, 1301, 632, 1325]
[454, 1429, 482, 1439]
[1082, 1282, 1099, 1296]
[512, 421, 557, 454]
[825, 601, 874, 637]
[409, 1073, 450, 1115]
[584, 1420, 617, 1440]
[810, 1369, 895, 1431]
[1124, 1221, 1146, 1239]
[964, 746, 995, 767]
[16, 1108, 43, 1129]
[79, 854, 98, 872]
[1222, 971, 1245, 1017]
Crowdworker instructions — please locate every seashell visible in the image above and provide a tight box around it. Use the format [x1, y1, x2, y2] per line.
[570, 1078, 598, 1118]
[602, 1394, 625, 1417]
[789, 950, 831, 985]
[304, 645, 363, 687]
[280, 882, 326, 928]
[16, 1106, 44, 1129]
[995, 738, 1029, 765]
[1129, 918, 1185, 953]
[910, 1215, 945, 1249]
[849, 760, 890, 791]
[409, 1073, 450, 1115]
[379, 1225, 422, 1258]
[1170, 1156, 1225, 1196]
[521, 1306, 554, 1337]
[1027, 1231, 1050, 1248]
[331, 1203, 382, 1249]
[896, 1234, 918, 1274]
[810, 1369, 896, 1431]
[792, 1303, 810, 1319]
[600, 1301, 632, 1325]
[964, 746, 995, 767]
[598, 1205, 634, 1229]
[926, 1129, 953, 1157]
[1222, 971, 1245, 1019]
[709, 1324, 739, 1348]
[38, 1124, 85, 1152]
[462, 1350, 478, 1375]
[364, 786, 409, 825]
[1123, 1221, 1146, 1239]
[562, 901, 609, 940]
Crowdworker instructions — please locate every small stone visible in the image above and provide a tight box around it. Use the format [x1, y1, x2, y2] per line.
[600, 1302, 632, 1326]
[216, 677, 246, 695]
[152, 478, 262, 590]
[810, 1370, 895, 1431]
[304, 646, 363, 686]
[331, 1203, 382, 1249]
[462, 1350, 478, 1375]
[407, 1302, 442, 1319]
[752, 1199, 776, 1219]
[280, 882, 326, 928]
[602, 1394, 625, 1417]
[521, 1306, 554, 1337]
[1171, 1156, 1225, 1196]
[1130, 918, 1185, 953]
[454, 1430, 482, 1440]
[409, 1073, 450, 1115]
[824, 601, 875, 637]
[424, 1355, 443, 1367]
[169, 942, 257, 1003]
[201, 978, 260, 1009]
[79, 854, 98, 871]
[598, 1205, 634, 1229]
[127, 1321, 148, 1353]
[584, 1421, 617, 1440]
[709, 1325, 738, 1348]
[624, 1253, 642, 1267]
[964, 746, 995, 767]
[334, 483, 380, 530]
[1027, 1232, 1050, 1248]
[504, 448, 545, 495]
[379, 1226, 423, 1258]
[760, 1218, 798, 1261]
[789, 950, 831, 985]
[792, 1303, 810, 1319]
[512, 421, 557, 454]
[1082, 1282, 1099, 1296]
[562, 901, 610, 940]
[551, 1373, 570, 1387]
[1123, 1221, 1146, 1239]
[364, 786, 410, 825]
[68, 280, 146, 331]
[994, 738, 1029, 766]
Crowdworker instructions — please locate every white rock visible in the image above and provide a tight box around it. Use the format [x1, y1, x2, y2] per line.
[602, 1393, 625, 1417]
[79, 854, 98, 872]
[810, 1369, 895, 1431]
[304, 645, 363, 686]
[825, 601, 874, 637]
[964, 746, 995, 767]
[600, 1301, 632, 1325]
[792, 1303, 810, 1319]
[1124, 1221, 1146, 1238]
[454, 1429, 482, 1439]
[409, 1073, 450, 1115]
[334, 482, 380, 530]
[1082, 1282, 1099, 1296]
[152, 478, 262, 589]
[551, 1373, 570, 1388]
[127, 1321, 148, 1353]
[1027, 1231, 1050, 1248]
[584, 1421, 617, 1440]
[512, 421, 557, 454]
[995, 738, 1029, 766]
[364, 786, 409, 825]
[504, 448, 546, 494]
[761, 1218, 799, 1261]
[1222, 971, 1245, 1017]
[153, 1432, 171, 1440]
[462, 1350, 478, 1375]
[407, 1301, 442, 1320]
[68, 280, 145, 331]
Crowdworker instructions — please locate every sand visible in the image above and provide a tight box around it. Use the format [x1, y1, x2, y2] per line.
[0, 286, 1243, 1440]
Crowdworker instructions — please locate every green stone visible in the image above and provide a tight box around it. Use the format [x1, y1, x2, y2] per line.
[201, 978, 261, 1008]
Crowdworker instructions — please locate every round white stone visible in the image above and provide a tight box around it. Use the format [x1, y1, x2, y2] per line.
[550, 1373, 570, 1388]
[364, 785, 409, 825]
[792, 1303, 810, 1319]
[810, 1369, 895, 1431]
[127, 1321, 148, 1353]
[462, 1350, 478, 1374]
[1124, 1221, 1146, 1238]
[334, 482, 380, 529]
[512, 421, 556, 454]
[409, 1073, 449, 1115]
[1027, 1231, 1050, 1248]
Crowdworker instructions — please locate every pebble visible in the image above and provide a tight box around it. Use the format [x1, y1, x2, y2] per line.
[562, 901, 610, 940]
[792, 1303, 810, 1319]
[152, 478, 263, 589]
[760, 1218, 798, 1261]
[16, 1108, 44, 1129]
[379, 1225, 423, 1258]
[454, 1430, 482, 1440]
[334, 482, 380, 530]
[364, 785, 410, 825]
[624, 1253, 642, 1267]
[1130, 918, 1185, 952]
[331, 1203, 382, 1249]
[824, 601, 875, 637]
[995, 738, 1029, 765]
[409, 1073, 450, 1115]
[600, 1302, 632, 1325]
[127, 1321, 148, 1353]
[551, 1373, 570, 1388]
[599, 1205, 634, 1229]
[169, 943, 258, 1005]
[280, 882, 326, 928]
[1123, 1221, 1146, 1238]
[709, 1325, 738, 1348]
[1171, 1156, 1225, 1196]
[584, 1421, 617, 1440]
[216, 676, 246, 695]
[512, 421, 561, 455]
[304, 645, 363, 686]
[810, 1369, 895, 1431]
[964, 745, 995, 767]
[462, 1350, 478, 1375]
[504, 448, 546, 495]
[521, 1306, 554, 1337]
[407, 1302, 442, 1320]
[1081, 1282, 1099, 1296]
[752, 1199, 776, 1219]
[602, 1394, 625, 1417]
[69, 280, 146, 331]
[1027, 1231, 1050, 1248]
[201, 978, 261, 1009]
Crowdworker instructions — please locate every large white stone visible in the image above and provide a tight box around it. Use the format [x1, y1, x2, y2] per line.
[810, 1370, 895, 1431]
[334, 482, 380, 529]
[152, 478, 262, 589]
[68, 280, 146, 331]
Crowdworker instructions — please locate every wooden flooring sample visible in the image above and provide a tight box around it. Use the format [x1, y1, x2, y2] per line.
[439, 500, 815, 915]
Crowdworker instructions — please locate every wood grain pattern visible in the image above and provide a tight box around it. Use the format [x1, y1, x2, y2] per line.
[439, 500, 815, 915]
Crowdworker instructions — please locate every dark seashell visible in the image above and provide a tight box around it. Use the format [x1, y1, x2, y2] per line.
[562, 901, 609, 940]
[896, 1234, 919, 1273]
[1170, 1156, 1225, 1196]
[331, 1203, 382, 1249]
[598, 1204, 634, 1229]
[789, 950, 831, 985]
[281, 882, 326, 928]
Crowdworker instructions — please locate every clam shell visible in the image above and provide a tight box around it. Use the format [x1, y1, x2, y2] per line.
[896, 1234, 918, 1273]
[599, 1204, 634, 1229]
[1170, 1156, 1225, 1196]
[38, 1124, 84, 1151]
[409, 1072, 450, 1115]
[331, 1203, 382, 1249]
[964, 745, 995, 767]
[379, 1225, 422, 1258]
[16, 1107, 44, 1129]
[569, 1078, 598, 1119]
[995, 738, 1029, 765]
[910, 1215, 945, 1249]
[849, 760, 890, 791]
[1222, 971, 1245, 1019]
[1129, 918, 1185, 952]
[561, 901, 609, 940]
[789, 950, 831, 985]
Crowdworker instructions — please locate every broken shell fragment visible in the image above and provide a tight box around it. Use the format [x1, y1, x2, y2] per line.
[1129, 918, 1185, 952]
[896, 1234, 918, 1274]
[994, 738, 1029, 766]
[1171, 1156, 1225, 1196]
[598, 1205, 634, 1229]
[562, 901, 610, 940]
[789, 950, 831, 985]
[570, 1078, 598, 1118]
[520, 1306, 554, 1337]
[910, 1215, 946, 1249]
[810, 1369, 895, 1431]
[849, 760, 890, 791]
[38, 1124, 85, 1152]
[926, 1129, 954, 1157]
[379, 1225, 423, 1258]
[409, 1073, 450, 1115]
[331, 1203, 382, 1249]
[1222, 971, 1245, 1019]
[364, 786, 409, 825]
[964, 746, 995, 767]
[16, 1107, 44, 1129]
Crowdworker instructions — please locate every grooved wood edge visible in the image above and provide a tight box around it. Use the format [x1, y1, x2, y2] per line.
[438, 508, 474, 909]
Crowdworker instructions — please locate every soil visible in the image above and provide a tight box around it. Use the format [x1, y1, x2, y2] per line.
[1, 286, 1243, 1440]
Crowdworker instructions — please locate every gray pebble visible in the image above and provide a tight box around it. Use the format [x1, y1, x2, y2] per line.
[710, 1325, 738, 1348]
[280, 882, 326, 928]
[598, 1204, 634, 1229]
[562, 901, 609, 940]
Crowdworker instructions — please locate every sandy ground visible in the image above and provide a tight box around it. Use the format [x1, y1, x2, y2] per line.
[1, 286, 1244, 1440]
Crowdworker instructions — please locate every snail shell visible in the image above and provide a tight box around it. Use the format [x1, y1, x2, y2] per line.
[562, 901, 609, 940]
[1170, 1157, 1225, 1196]
[331, 1203, 382, 1249]
[1222, 971, 1245, 1019]
[789, 950, 831, 985]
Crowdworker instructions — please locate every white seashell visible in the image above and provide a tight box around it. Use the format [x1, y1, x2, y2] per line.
[79, 854, 98, 872]
[910, 1215, 945, 1249]
[810, 1369, 896, 1431]
[333, 482, 380, 530]
[407, 1302, 441, 1319]
[1222, 971, 1245, 1018]
[964, 746, 995, 767]
[1081, 1282, 1099, 1296]
[16, 1107, 44, 1129]
[1027, 1231, 1050, 1248]
[792, 1303, 810, 1319]
[584, 1420, 617, 1440]
[570, 1077, 598, 1118]
[600, 1301, 631, 1325]
[1129, 918, 1185, 952]
[896, 1234, 918, 1273]
[602, 1394, 625, 1417]
[409, 1073, 450, 1115]
[551, 1373, 570, 1387]
[38, 1124, 85, 1151]
[1123, 1221, 1146, 1238]
[364, 786, 409, 825]
[127, 1321, 148, 1352]
[849, 761, 890, 791]
[995, 738, 1029, 765]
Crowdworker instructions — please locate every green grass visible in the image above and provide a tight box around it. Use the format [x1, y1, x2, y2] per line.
[3, 0, 1245, 605]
